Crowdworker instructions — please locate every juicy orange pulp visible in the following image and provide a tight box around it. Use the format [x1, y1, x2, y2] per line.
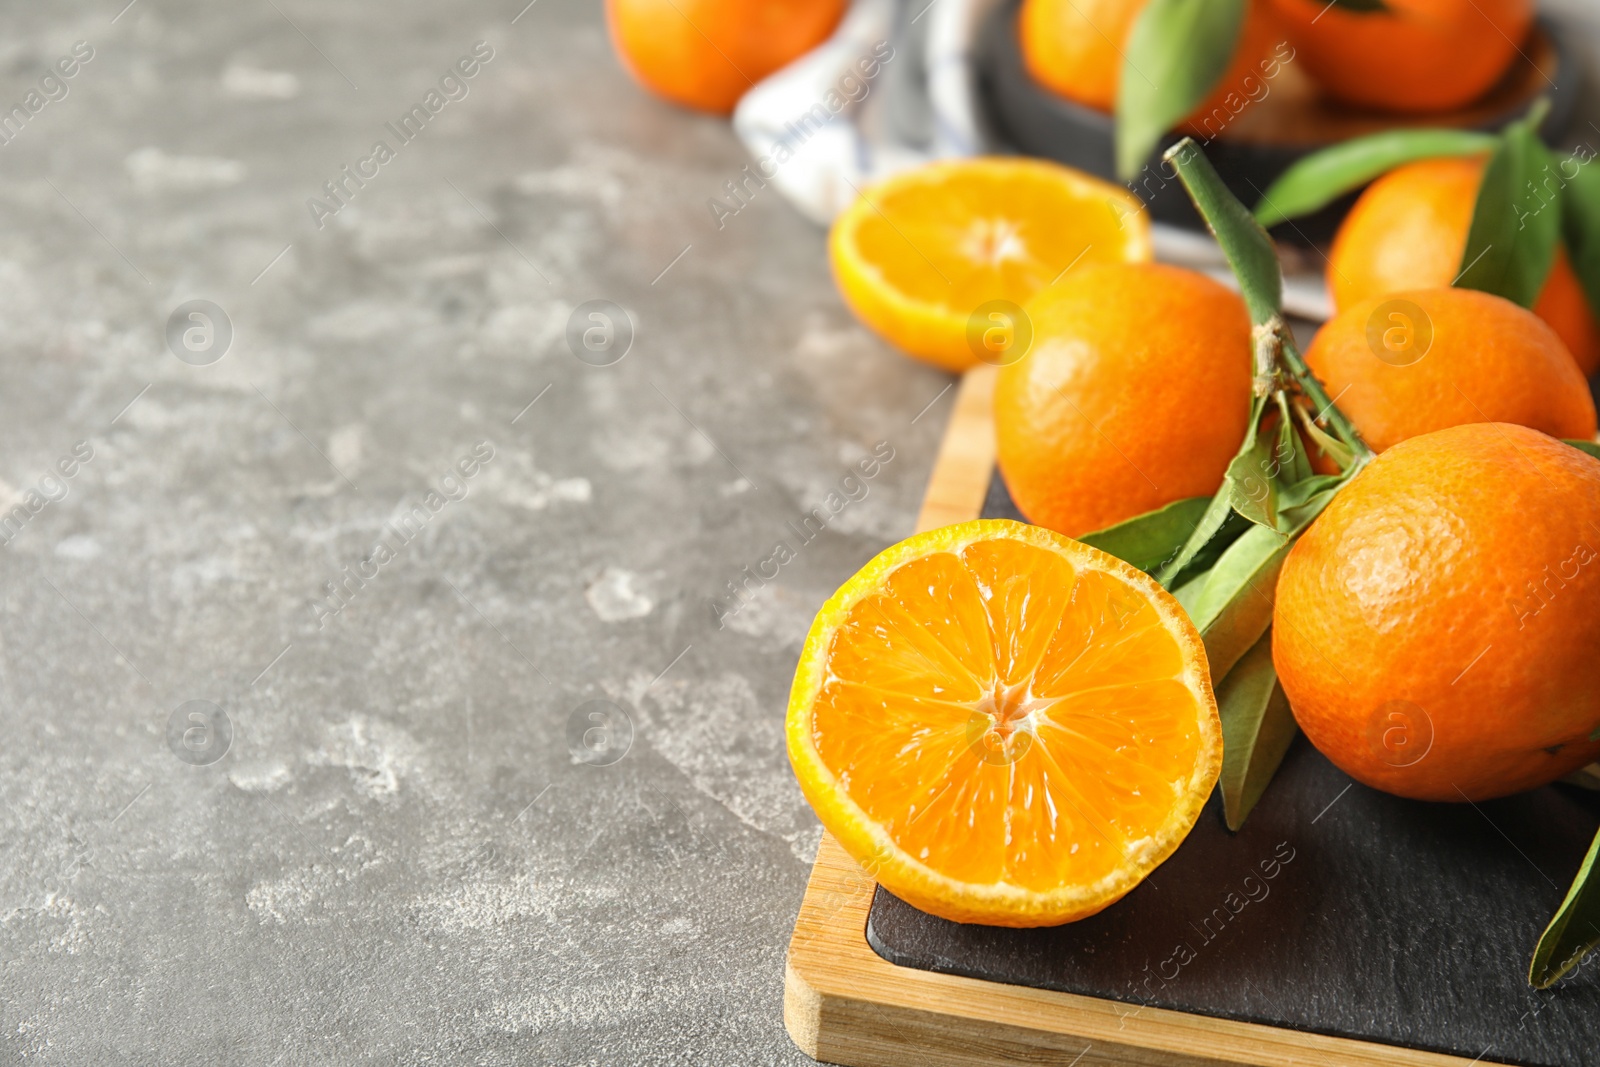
[829, 159, 1151, 371]
[788, 521, 1221, 926]
[848, 168, 1124, 308]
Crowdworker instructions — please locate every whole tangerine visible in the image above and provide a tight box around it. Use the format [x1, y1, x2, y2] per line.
[994, 261, 1252, 537]
[1303, 286, 1595, 454]
[606, 0, 848, 115]
[1266, 0, 1533, 113]
[1274, 423, 1600, 801]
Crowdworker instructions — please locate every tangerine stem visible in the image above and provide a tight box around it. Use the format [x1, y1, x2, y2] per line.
[1163, 138, 1372, 463]
[1269, 317, 1374, 463]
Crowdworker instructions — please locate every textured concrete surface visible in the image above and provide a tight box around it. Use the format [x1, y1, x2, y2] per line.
[6, 1, 1600, 1064]
[0, 1, 952, 1061]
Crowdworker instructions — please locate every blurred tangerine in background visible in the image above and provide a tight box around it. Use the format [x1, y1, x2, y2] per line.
[1266, 0, 1534, 113]
[1327, 155, 1600, 376]
[1019, 0, 1284, 125]
[605, 0, 848, 115]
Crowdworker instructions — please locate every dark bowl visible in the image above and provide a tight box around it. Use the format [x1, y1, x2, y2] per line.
[975, 0, 1581, 244]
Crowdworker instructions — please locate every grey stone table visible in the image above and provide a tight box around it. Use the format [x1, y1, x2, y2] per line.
[3, 1, 1598, 1064]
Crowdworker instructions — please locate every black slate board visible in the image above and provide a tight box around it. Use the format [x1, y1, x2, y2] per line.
[865, 472, 1600, 1067]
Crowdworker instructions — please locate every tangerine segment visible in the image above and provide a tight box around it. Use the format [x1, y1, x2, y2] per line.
[788, 520, 1220, 926]
[829, 158, 1151, 372]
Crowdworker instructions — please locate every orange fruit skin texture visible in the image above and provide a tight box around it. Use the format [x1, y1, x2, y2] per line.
[1304, 286, 1596, 454]
[1266, 0, 1532, 113]
[1273, 423, 1600, 801]
[1019, 0, 1283, 130]
[1327, 155, 1600, 377]
[995, 262, 1253, 537]
[605, 0, 847, 115]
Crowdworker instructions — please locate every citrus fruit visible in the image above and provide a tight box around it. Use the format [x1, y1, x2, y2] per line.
[605, 0, 847, 115]
[1273, 423, 1600, 801]
[1019, 0, 1282, 126]
[1326, 155, 1600, 376]
[1302, 286, 1595, 454]
[994, 261, 1252, 536]
[829, 157, 1151, 372]
[787, 519, 1222, 926]
[1266, 0, 1533, 113]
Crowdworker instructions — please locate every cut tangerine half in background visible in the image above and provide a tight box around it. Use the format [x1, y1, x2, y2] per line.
[787, 520, 1221, 927]
[829, 158, 1151, 372]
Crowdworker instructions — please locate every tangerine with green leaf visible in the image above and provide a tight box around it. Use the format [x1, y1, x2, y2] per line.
[1326, 154, 1600, 376]
[1019, 0, 1282, 123]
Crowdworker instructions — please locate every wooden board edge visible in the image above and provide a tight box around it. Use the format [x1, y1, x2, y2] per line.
[785, 835, 1511, 1067]
[783, 366, 1516, 1067]
[913, 366, 997, 535]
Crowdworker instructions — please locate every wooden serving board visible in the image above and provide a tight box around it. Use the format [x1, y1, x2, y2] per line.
[783, 366, 1600, 1067]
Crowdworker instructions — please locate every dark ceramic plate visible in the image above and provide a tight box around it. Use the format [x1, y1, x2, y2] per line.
[974, 0, 1581, 243]
[864, 472, 1600, 1067]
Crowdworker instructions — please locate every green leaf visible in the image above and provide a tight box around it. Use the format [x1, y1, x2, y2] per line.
[1165, 137, 1283, 323]
[1079, 496, 1213, 573]
[1180, 523, 1294, 682]
[1530, 826, 1600, 988]
[1215, 628, 1299, 831]
[1275, 395, 1313, 487]
[1564, 438, 1600, 460]
[1227, 400, 1325, 533]
[1294, 402, 1356, 472]
[1226, 435, 1281, 530]
[1156, 491, 1237, 590]
[1171, 510, 1252, 588]
[1116, 0, 1246, 181]
[1252, 128, 1496, 228]
[1156, 393, 1267, 589]
[1562, 156, 1600, 334]
[1276, 475, 1345, 534]
[1457, 99, 1561, 309]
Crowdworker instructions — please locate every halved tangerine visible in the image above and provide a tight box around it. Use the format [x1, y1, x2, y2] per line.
[787, 520, 1221, 926]
[828, 158, 1152, 372]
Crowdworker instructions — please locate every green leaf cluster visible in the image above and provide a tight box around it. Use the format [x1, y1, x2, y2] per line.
[1095, 136, 1600, 986]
